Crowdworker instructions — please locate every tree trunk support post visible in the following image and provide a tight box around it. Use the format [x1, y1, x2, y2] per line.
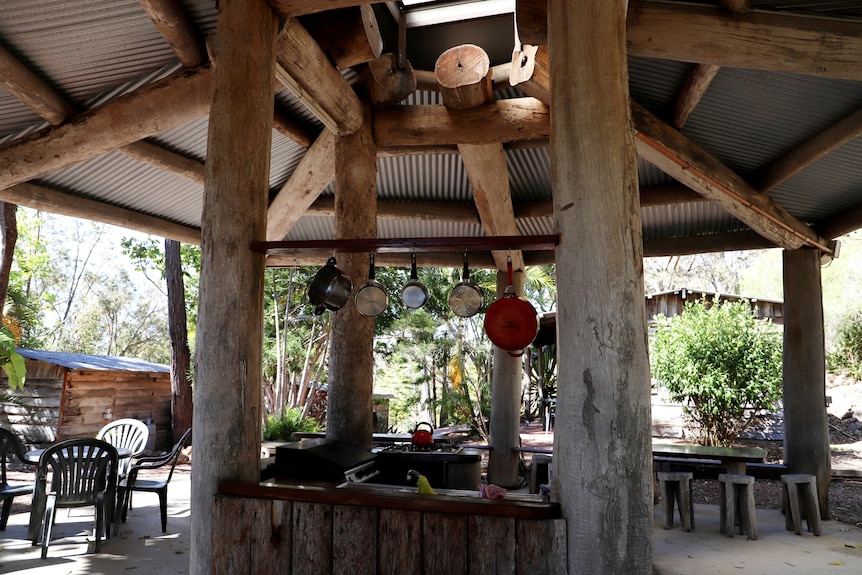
[488, 268, 526, 488]
[782, 247, 831, 518]
[549, 0, 654, 572]
[190, 1, 279, 573]
[327, 101, 378, 450]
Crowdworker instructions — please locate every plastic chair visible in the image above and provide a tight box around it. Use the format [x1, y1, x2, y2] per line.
[1, 427, 35, 530]
[96, 418, 149, 479]
[116, 428, 190, 535]
[33, 438, 118, 558]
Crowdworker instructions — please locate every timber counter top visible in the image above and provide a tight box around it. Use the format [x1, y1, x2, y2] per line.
[217, 479, 561, 520]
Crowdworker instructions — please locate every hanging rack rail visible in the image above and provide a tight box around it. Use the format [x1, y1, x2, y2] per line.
[251, 235, 560, 256]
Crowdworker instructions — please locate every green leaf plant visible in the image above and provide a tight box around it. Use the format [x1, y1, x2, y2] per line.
[650, 298, 782, 446]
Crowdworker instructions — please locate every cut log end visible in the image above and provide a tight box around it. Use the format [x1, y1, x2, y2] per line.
[435, 44, 493, 110]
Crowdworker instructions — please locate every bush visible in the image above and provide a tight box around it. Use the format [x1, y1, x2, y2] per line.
[827, 311, 862, 379]
[263, 408, 320, 441]
[650, 298, 783, 446]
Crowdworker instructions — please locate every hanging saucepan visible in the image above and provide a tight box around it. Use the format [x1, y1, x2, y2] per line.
[484, 257, 538, 356]
[411, 422, 434, 446]
[448, 252, 484, 318]
[355, 253, 389, 317]
[308, 256, 353, 315]
[401, 253, 428, 309]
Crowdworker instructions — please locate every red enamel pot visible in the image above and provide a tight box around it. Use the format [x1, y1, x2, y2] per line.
[484, 259, 538, 356]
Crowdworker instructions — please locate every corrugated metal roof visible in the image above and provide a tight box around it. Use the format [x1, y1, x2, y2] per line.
[1, 1, 862, 255]
[17, 348, 169, 372]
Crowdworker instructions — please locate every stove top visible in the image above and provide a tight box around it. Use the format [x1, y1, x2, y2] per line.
[375, 443, 463, 454]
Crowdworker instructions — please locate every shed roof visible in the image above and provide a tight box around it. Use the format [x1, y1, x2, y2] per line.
[16, 348, 170, 373]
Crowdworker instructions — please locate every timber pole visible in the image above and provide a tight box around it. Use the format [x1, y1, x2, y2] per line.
[782, 247, 831, 518]
[326, 101, 377, 450]
[487, 268, 526, 488]
[548, 0, 654, 572]
[190, 1, 278, 572]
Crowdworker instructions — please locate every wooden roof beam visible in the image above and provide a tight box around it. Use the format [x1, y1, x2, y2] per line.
[373, 98, 550, 147]
[266, 130, 336, 241]
[670, 2, 747, 129]
[517, 0, 862, 81]
[138, 0, 207, 68]
[0, 66, 214, 191]
[275, 18, 363, 135]
[0, 182, 200, 244]
[632, 100, 835, 255]
[0, 43, 75, 125]
[752, 107, 862, 193]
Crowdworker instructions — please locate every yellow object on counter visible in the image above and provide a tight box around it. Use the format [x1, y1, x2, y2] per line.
[416, 475, 437, 495]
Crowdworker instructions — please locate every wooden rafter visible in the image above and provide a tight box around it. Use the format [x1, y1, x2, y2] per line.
[266, 130, 336, 241]
[632, 100, 834, 254]
[516, 0, 862, 81]
[671, 63, 720, 129]
[0, 43, 75, 125]
[0, 182, 200, 244]
[138, 0, 206, 68]
[752, 107, 862, 193]
[0, 66, 214, 191]
[275, 18, 363, 135]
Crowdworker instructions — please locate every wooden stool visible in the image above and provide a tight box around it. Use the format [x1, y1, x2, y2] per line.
[529, 454, 553, 495]
[781, 474, 822, 536]
[656, 471, 694, 531]
[718, 473, 757, 540]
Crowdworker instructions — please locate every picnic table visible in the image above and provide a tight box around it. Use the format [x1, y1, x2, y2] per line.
[651, 441, 767, 475]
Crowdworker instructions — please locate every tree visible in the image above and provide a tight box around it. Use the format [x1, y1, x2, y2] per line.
[650, 298, 783, 446]
[123, 237, 198, 442]
[166, 239, 193, 443]
[0, 203, 18, 318]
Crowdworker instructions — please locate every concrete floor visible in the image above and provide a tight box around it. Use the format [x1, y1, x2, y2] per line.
[2, 465, 861, 574]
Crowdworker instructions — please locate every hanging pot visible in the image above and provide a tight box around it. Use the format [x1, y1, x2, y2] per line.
[448, 252, 484, 318]
[484, 257, 538, 355]
[411, 422, 434, 446]
[401, 253, 429, 309]
[308, 256, 353, 315]
[355, 253, 389, 317]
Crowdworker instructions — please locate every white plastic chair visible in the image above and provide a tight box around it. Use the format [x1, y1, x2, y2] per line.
[96, 419, 149, 479]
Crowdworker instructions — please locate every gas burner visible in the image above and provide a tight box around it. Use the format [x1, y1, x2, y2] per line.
[377, 443, 463, 454]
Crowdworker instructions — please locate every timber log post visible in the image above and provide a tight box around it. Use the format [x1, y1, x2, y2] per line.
[549, 1, 654, 573]
[782, 247, 831, 518]
[191, 1, 278, 573]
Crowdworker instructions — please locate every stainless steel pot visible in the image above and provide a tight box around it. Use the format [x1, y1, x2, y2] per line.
[401, 253, 428, 309]
[355, 253, 388, 317]
[448, 252, 483, 318]
[308, 256, 353, 315]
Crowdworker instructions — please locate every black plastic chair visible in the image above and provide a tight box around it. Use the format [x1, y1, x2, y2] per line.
[116, 428, 190, 535]
[33, 438, 118, 558]
[0, 427, 35, 530]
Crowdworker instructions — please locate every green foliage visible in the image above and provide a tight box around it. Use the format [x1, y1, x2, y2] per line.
[0, 325, 26, 390]
[827, 311, 862, 379]
[263, 408, 321, 441]
[650, 298, 783, 446]
[121, 237, 201, 328]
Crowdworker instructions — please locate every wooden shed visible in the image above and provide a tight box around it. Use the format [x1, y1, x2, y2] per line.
[645, 288, 784, 325]
[0, 349, 171, 451]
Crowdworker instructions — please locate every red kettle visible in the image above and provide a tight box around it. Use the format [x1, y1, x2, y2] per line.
[411, 422, 434, 446]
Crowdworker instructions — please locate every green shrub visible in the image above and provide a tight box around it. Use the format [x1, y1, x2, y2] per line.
[650, 298, 783, 446]
[827, 311, 862, 379]
[263, 408, 320, 441]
